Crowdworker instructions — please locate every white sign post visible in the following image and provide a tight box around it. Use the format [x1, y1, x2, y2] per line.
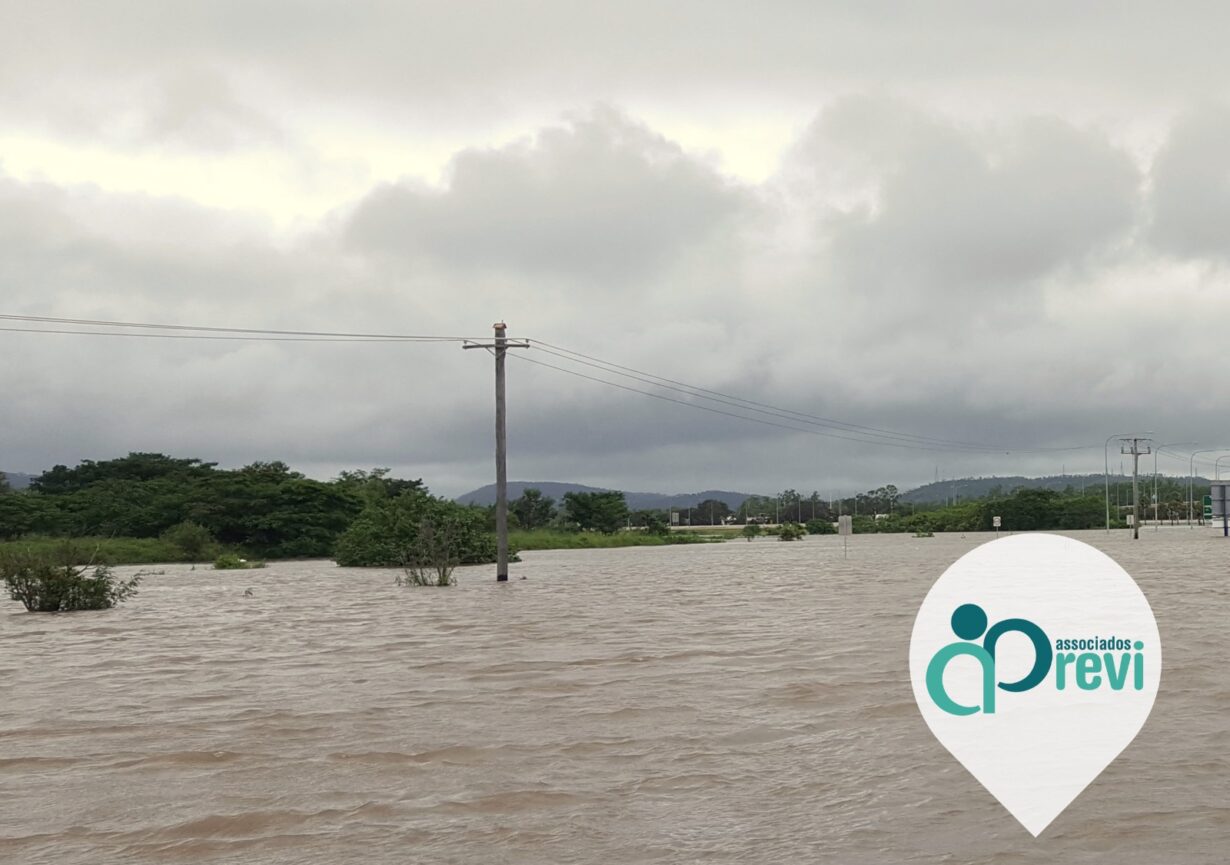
[838, 514, 852, 557]
[993, 515, 1002, 535]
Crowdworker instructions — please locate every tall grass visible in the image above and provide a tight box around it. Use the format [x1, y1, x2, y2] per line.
[0, 536, 217, 565]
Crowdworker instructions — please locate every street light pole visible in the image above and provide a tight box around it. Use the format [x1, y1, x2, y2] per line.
[1154, 442, 1197, 531]
[1216, 455, 1230, 481]
[1187, 448, 1227, 527]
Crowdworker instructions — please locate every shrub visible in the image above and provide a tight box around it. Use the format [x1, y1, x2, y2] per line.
[741, 524, 763, 541]
[805, 518, 837, 535]
[778, 522, 807, 541]
[214, 553, 265, 570]
[0, 548, 141, 612]
[160, 520, 217, 560]
[335, 489, 497, 568]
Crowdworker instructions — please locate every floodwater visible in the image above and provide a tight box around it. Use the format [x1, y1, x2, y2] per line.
[1, 529, 1227, 864]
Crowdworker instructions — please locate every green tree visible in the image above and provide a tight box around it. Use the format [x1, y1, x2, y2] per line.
[192, 473, 361, 557]
[741, 523, 762, 541]
[160, 521, 217, 560]
[0, 493, 56, 540]
[32, 453, 216, 495]
[333, 468, 424, 506]
[511, 488, 557, 529]
[334, 488, 498, 567]
[692, 499, 732, 525]
[563, 491, 629, 533]
[805, 518, 836, 535]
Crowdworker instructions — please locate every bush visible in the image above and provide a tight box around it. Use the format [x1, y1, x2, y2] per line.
[741, 523, 763, 541]
[805, 518, 836, 535]
[0, 548, 141, 612]
[214, 553, 265, 570]
[335, 489, 497, 568]
[160, 520, 217, 560]
[778, 522, 807, 541]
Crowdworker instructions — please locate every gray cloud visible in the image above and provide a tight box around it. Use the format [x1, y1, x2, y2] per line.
[797, 98, 1140, 304]
[5, 2, 1230, 129]
[343, 107, 748, 282]
[4, 1, 1230, 499]
[1149, 106, 1230, 261]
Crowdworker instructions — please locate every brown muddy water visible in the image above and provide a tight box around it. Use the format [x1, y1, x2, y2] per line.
[1, 529, 1227, 864]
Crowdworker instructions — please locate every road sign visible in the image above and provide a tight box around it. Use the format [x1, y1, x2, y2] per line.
[1203, 494, 1213, 521]
[838, 515, 852, 536]
[992, 516, 1002, 528]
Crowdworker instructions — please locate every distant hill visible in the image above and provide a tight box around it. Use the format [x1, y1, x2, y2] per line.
[456, 481, 755, 511]
[0, 471, 34, 490]
[899, 473, 1203, 504]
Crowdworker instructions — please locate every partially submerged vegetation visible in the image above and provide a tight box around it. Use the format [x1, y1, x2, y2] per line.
[0, 455, 1174, 576]
[509, 529, 716, 550]
[0, 545, 141, 612]
[213, 553, 266, 570]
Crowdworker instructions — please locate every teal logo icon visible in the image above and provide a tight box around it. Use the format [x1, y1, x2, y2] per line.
[909, 534, 1161, 835]
[925, 604, 1052, 715]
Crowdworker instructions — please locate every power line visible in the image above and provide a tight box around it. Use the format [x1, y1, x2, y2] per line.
[0, 311, 1128, 458]
[0, 326, 428, 343]
[511, 352, 1040, 454]
[528, 338, 1096, 455]
[0, 313, 473, 342]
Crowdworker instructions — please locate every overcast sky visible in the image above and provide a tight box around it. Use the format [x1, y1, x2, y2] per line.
[3, 3, 1230, 497]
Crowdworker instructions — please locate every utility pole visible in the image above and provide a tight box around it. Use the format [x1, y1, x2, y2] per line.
[464, 322, 529, 581]
[1121, 438, 1152, 540]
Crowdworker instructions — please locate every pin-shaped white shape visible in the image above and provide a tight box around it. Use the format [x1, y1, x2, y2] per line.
[909, 534, 1161, 836]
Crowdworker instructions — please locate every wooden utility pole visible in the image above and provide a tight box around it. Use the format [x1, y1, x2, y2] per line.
[464, 323, 529, 580]
[1121, 437, 1152, 540]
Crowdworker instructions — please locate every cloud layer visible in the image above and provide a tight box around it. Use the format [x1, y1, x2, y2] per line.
[3, 8, 1229, 495]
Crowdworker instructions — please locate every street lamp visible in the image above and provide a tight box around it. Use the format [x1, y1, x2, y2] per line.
[1216, 455, 1230, 481]
[1154, 442, 1196, 531]
[1188, 448, 1230, 526]
[1106, 431, 1152, 533]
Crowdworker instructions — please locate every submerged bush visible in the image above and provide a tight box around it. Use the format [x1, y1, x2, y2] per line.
[213, 553, 265, 570]
[0, 548, 141, 612]
[778, 522, 807, 541]
[741, 524, 763, 541]
[805, 518, 837, 535]
[160, 520, 218, 560]
[335, 488, 497, 568]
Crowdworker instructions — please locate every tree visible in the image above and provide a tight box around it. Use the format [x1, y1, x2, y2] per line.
[805, 518, 836, 535]
[0, 472, 9, 493]
[692, 499, 732, 525]
[32, 453, 215, 494]
[511, 488, 557, 529]
[160, 521, 217, 560]
[0, 493, 55, 540]
[563, 491, 629, 533]
[334, 468, 424, 506]
[742, 523, 762, 541]
[334, 488, 497, 567]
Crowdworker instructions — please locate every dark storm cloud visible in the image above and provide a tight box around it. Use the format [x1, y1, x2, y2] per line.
[4, 0, 1230, 499]
[796, 98, 1140, 302]
[343, 108, 747, 282]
